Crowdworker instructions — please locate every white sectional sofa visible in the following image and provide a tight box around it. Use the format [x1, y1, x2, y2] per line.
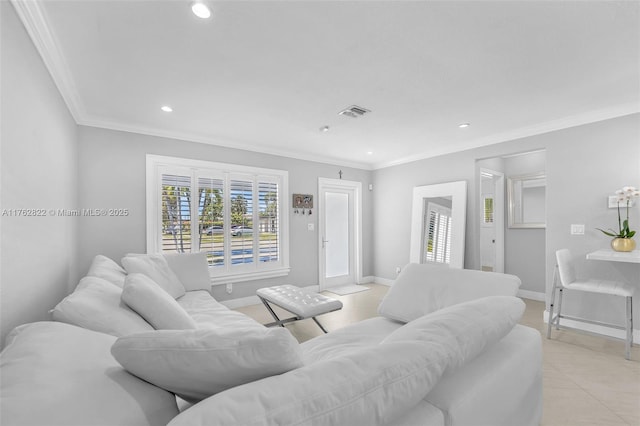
[0, 253, 542, 426]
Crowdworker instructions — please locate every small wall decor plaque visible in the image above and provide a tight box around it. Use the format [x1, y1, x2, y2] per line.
[293, 194, 313, 214]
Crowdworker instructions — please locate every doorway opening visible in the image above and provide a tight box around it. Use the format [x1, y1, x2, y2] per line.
[479, 168, 505, 273]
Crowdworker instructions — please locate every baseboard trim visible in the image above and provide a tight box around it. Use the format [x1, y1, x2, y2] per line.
[518, 290, 545, 301]
[371, 276, 394, 286]
[221, 295, 261, 309]
[543, 310, 640, 341]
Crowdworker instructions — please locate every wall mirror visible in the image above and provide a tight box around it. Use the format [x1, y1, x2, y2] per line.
[410, 181, 467, 269]
[507, 172, 546, 228]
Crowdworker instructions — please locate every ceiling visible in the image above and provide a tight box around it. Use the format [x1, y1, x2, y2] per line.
[13, 0, 640, 170]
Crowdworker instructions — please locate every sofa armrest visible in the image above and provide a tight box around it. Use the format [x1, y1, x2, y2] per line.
[164, 253, 212, 292]
[1, 322, 178, 426]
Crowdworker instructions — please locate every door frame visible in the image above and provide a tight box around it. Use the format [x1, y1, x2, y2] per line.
[317, 178, 362, 290]
[479, 168, 505, 273]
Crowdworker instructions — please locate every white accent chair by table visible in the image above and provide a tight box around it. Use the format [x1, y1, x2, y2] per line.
[547, 249, 635, 359]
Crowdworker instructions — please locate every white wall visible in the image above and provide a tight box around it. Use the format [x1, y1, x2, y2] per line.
[372, 136, 545, 278]
[372, 113, 639, 331]
[76, 126, 373, 300]
[545, 116, 640, 327]
[1, 2, 79, 345]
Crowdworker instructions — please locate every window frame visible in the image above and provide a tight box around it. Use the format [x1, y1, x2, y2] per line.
[146, 155, 290, 285]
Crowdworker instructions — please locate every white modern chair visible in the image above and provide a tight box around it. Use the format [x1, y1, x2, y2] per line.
[547, 249, 635, 359]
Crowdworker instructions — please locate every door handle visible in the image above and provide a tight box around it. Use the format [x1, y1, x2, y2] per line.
[322, 238, 329, 248]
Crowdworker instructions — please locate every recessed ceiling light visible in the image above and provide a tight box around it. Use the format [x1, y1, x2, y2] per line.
[366, 151, 373, 155]
[161, 105, 173, 112]
[320, 125, 330, 132]
[191, 2, 211, 19]
[458, 122, 471, 128]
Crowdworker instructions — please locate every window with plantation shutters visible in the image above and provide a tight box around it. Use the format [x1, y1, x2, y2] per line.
[198, 176, 225, 267]
[483, 196, 494, 224]
[258, 181, 279, 263]
[230, 178, 254, 265]
[147, 155, 290, 284]
[162, 174, 192, 254]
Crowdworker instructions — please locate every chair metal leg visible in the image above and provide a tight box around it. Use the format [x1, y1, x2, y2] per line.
[556, 288, 564, 330]
[625, 296, 633, 360]
[547, 284, 556, 339]
[631, 296, 634, 346]
[547, 266, 560, 339]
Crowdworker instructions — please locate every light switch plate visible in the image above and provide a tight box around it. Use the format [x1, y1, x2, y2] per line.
[609, 195, 636, 208]
[609, 196, 619, 208]
[570, 224, 585, 235]
[307, 223, 314, 231]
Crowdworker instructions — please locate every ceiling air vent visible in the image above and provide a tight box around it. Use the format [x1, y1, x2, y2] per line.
[338, 105, 371, 118]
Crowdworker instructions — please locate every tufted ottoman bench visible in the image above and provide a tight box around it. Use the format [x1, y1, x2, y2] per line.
[256, 285, 343, 333]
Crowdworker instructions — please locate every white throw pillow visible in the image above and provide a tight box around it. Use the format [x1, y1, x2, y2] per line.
[378, 263, 521, 323]
[86, 254, 127, 288]
[51, 276, 154, 336]
[111, 327, 304, 403]
[382, 296, 525, 371]
[121, 254, 186, 299]
[122, 273, 197, 330]
[1, 321, 178, 426]
[167, 340, 450, 426]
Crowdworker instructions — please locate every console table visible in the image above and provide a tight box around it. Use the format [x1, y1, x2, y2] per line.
[586, 249, 640, 264]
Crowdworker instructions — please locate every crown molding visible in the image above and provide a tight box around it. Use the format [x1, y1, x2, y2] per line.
[373, 103, 640, 170]
[81, 116, 375, 171]
[11, 0, 86, 123]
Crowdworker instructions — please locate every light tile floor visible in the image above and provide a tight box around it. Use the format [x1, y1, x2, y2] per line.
[236, 284, 640, 426]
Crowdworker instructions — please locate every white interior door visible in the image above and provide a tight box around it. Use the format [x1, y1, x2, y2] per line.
[318, 178, 361, 290]
[480, 169, 504, 273]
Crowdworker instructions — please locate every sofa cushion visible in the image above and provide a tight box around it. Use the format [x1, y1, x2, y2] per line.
[378, 263, 521, 323]
[51, 276, 153, 337]
[0, 321, 178, 426]
[176, 290, 266, 330]
[382, 296, 525, 371]
[300, 316, 403, 364]
[122, 273, 197, 330]
[167, 339, 450, 426]
[122, 254, 186, 299]
[111, 326, 303, 403]
[86, 254, 127, 288]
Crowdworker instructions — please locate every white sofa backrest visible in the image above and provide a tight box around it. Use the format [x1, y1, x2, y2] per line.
[164, 252, 212, 292]
[378, 263, 521, 323]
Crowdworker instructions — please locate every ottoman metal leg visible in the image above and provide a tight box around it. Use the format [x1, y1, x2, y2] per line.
[259, 297, 284, 327]
[312, 317, 329, 334]
[259, 297, 300, 328]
